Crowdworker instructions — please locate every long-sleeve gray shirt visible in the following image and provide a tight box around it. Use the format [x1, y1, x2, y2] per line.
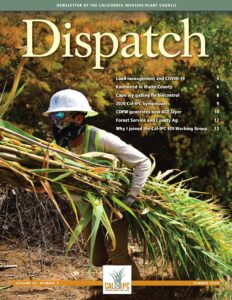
[70, 125, 151, 198]
[99, 131, 151, 197]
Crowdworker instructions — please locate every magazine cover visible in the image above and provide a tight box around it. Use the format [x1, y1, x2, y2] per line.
[0, 1, 231, 299]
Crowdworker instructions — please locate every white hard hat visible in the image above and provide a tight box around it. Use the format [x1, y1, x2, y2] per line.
[43, 89, 98, 117]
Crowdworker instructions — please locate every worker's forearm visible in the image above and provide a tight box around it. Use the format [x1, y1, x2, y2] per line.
[129, 157, 151, 197]
[100, 133, 152, 197]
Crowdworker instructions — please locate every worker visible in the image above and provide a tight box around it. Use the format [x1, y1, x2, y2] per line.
[43, 89, 151, 280]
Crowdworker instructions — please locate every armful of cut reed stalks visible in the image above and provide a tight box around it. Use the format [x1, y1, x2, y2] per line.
[0, 119, 232, 280]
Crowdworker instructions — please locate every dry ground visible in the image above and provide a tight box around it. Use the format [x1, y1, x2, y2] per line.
[0, 241, 219, 300]
[0, 187, 229, 300]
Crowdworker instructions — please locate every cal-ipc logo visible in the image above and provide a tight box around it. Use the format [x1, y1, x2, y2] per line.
[103, 265, 132, 294]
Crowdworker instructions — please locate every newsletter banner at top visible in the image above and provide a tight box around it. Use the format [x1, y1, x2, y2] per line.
[0, 0, 231, 11]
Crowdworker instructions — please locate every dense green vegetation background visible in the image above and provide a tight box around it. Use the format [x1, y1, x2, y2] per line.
[0, 12, 231, 209]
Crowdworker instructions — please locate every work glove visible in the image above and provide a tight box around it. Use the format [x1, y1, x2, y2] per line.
[119, 194, 136, 212]
[124, 195, 136, 207]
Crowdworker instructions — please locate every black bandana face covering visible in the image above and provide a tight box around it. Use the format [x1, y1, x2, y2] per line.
[52, 121, 84, 147]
